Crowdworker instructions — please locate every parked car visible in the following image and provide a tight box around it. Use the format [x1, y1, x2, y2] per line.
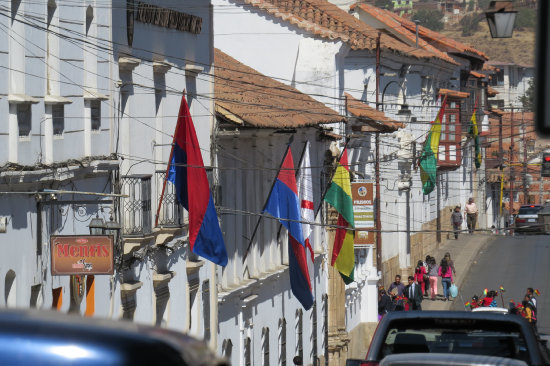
[353, 311, 550, 366]
[514, 205, 544, 233]
[0, 308, 228, 366]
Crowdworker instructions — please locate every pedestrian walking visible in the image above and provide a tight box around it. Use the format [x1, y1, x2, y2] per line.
[465, 198, 478, 234]
[451, 206, 463, 239]
[377, 288, 394, 321]
[414, 260, 427, 296]
[438, 258, 453, 301]
[405, 276, 423, 310]
[423, 255, 431, 296]
[444, 252, 456, 277]
[388, 274, 405, 297]
[428, 257, 439, 300]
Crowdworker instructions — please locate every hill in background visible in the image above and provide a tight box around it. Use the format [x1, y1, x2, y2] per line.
[441, 17, 535, 65]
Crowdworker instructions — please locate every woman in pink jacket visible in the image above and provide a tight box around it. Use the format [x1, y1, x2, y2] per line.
[438, 258, 453, 301]
[414, 260, 427, 296]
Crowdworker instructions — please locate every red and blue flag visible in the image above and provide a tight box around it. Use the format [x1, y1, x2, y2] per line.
[264, 146, 313, 310]
[167, 96, 228, 266]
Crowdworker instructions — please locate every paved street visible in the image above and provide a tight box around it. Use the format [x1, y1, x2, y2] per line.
[448, 233, 550, 336]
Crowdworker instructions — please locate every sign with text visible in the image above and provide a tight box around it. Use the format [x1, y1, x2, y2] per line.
[50, 236, 114, 275]
[352, 181, 375, 245]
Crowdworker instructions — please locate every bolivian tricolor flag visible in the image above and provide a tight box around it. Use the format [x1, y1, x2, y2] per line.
[468, 106, 481, 169]
[419, 96, 447, 195]
[324, 148, 355, 284]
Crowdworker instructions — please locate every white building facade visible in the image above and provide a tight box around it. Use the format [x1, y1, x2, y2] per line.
[0, 0, 218, 349]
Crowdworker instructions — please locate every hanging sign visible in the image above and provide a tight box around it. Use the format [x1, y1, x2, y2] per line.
[51, 235, 114, 275]
[352, 181, 375, 245]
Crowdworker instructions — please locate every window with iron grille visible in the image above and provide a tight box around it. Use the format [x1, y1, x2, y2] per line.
[17, 104, 31, 137]
[202, 280, 210, 341]
[279, 318, 287, 366]
[244, 337, 252, 366]
[222, 339, 233, 360]
[52, 104, 64, 136]
[155, 171, 184, 227]
[296, 309, 303, 362]
[312, 301, 318, 362]
[323, 295, 328, 366]
[262, 327, 270, 366]
[91, 100, 101, 130]
[120, 175, 152, 236]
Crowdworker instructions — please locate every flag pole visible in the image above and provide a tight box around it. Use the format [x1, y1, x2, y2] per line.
[315, 137, 350, 217]
[155, 91, 186, 227]
[242, 134, 294, 264]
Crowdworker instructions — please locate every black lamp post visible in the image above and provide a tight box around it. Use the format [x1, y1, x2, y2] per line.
[485, 1, 517, 38]
[88, 214, 106, 235]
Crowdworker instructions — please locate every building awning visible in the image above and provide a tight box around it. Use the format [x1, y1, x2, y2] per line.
[345, 93, 404, 133]
[438, 88, 470, 99]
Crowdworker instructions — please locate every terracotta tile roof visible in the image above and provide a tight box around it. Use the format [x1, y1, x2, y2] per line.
[241, 0, 444, 61]
[490, 108, 505, 115]
[482, 63, 498, 71]
[487, 86, 499, 96]
[345, 93, 403, 132]
[438, 88, 470, 99]
[214, 49, 345, 128]
[352, 3, 458, 65]
[470, 71, 485, 78]
[383, 10, 488, 61]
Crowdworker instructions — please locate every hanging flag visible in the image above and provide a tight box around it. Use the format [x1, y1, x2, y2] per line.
[264, 146, 314, 310]
[324, 148, 355, 283]
[166, 95, 228, 266]
[468, 106, 482, 169]
[297, 141, 315, 264]
[535, 289, 541, 296]
[419, 95, 448, 195]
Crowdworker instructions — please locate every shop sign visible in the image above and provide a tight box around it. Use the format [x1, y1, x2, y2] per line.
[352, 181, 375, 245]
[51, 236, 114, 275]
[135, 2, 202, 34]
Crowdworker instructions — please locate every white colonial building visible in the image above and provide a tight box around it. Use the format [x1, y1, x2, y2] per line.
[0, 0, 219, 350]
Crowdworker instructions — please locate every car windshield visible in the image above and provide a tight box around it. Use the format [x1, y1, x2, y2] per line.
[518, 207, 541, 215]
[380, 322, 530, 364]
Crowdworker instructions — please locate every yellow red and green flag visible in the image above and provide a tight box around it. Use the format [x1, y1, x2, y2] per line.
[324, 148, 355, 284]
[468, 105, 482, 169]
[419, 96, 447, 195]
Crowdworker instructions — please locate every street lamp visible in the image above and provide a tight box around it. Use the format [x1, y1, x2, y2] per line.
[104, 215, 121, 245]
[88, 214, 106, 235]
[485, 1, 517, 38]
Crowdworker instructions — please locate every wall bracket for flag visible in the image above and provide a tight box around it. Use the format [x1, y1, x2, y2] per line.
[242, 134, 294, 264]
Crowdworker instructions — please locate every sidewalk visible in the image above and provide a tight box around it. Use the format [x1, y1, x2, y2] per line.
[421, 233, 495, 311]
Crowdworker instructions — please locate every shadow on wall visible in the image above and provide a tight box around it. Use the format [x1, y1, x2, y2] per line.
[0, 197, 30, 230]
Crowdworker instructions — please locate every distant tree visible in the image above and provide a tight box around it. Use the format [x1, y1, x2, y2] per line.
[467, 0, 476, 11]
[519, 79, 535, 111]
[515, 7, 536, 30]
[412, 9, 444, 31]
[374, 0, 394, 10]
[459, 14, 481, 36]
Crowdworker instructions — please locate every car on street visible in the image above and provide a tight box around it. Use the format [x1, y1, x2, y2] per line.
[356, 311, 550, 366]
[514, 205, 544, 233]
[0, 308, 228, 366]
